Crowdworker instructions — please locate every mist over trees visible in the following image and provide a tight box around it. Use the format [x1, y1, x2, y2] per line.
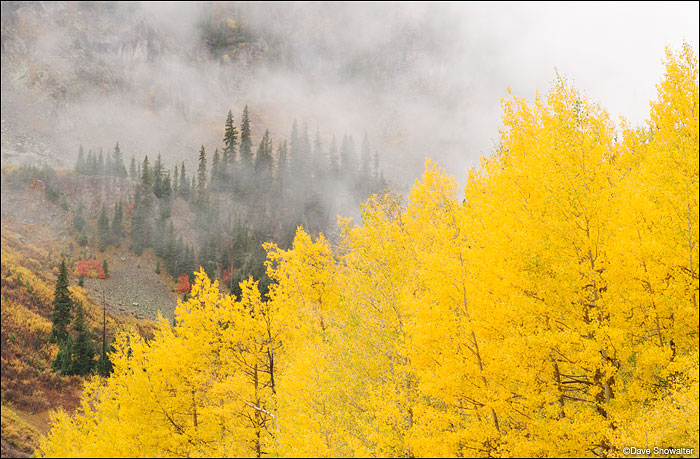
[72, 106, 387, 296]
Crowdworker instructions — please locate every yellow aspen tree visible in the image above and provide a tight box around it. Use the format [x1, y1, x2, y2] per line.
[607, 44, 699, 453]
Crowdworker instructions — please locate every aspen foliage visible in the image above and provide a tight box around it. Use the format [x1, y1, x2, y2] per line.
[38, 46, 698, 457]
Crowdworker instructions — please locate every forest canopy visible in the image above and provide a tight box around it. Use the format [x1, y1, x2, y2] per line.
[37, 45, 699, 458]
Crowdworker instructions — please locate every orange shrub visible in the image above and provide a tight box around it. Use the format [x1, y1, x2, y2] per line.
[75, 259, 106, 279]
[175, 274, 191, 294]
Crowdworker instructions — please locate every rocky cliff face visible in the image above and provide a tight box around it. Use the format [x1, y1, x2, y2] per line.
[1, 1, 261, 168]
[2, 2, 468, 186]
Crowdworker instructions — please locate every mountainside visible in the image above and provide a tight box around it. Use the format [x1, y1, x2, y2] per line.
[0, 214, 161, 456]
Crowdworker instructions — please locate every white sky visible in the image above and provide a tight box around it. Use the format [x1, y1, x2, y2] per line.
[471, 1, 699, 125]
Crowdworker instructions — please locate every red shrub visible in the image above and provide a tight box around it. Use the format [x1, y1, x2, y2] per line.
[75, 259, 106, 279]
[176, 274, 191, 294]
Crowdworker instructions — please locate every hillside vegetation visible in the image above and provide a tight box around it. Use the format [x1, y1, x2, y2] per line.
[35, 46, 698, 457]
[0, 220, 157, 456]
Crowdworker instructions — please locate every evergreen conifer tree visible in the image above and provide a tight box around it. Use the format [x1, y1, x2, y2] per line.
[223, 109, 238, 165]
[130, 189, 152, 255]
[239, 105, 252, 169]
[179, 162, 188, 198]
[50, 259, 73, 343]
[78, 226, 88, 247]
[52, 337, 73, 374]
[276, 140, 288, 192]
[197, 145, 208, 206]
[129, 156, 137, 180]
[211, 148, 221, 191]
[98, 149, 105, 175]
[173, 164, 179, 193]
[74, 203, 86, 233]
[70, 302, 95, 376]
[112, 142, 127, 177]
[88, 150, 97, 175]
[153, 154, 164, 197]
[97, 205, 110, 252]
[76, 145, 85, 174]
[112, 202, 124, 242]
[162, 171, 172, 199]
[254, 130, 273, 172]
[141, 156, 152, 189]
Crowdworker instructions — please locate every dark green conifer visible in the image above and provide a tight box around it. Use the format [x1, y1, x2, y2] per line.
[129, 156, 137, 180]
[50, 259, 73, 343]
[197, 145, 207, 206]
[141, 155, 152, 189]
[70, 302, 95, 376]
[239, 105, 252, 168]
[223, 109, 238, 165]
[97, 204, 110, 252]
[112, 201, 124, 242]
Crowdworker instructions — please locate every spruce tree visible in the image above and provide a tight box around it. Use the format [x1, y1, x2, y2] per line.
[97, 204, 110, 252]
[276, 140, 288, 192]
[162, 172, 172, 199]
[97, 341, 113, 377]
[290, 120, 300, 168]
[88, 150, 97, 175]
[76, 144, 85, 174]
[190, 174, 197, 203]
[254, 130, 273, 172]
[153, 154, 164, 198]
[239, 105, 252, 169]
[130, 189, 152, 255]
[105, 148, 112, 177]
[141, 155, 152, 189]
[98, 149, 105, 175]
[112, 201, 124, 242]
[173, 164, 179, 193]
[70, 302, 95, 376]
[129, 156, 137, 180]
[78, 226, 88, 247]
[50, 259, 73, 343]
[102, 259, 109, 278]
[211, 148, 221, 191]
[223, 109, 238, 165]
[197, 145, 208, 206]
[300, 122, 310, 171]
[73, 203, 86, 233]
[255, 130, 274, 194]
[52, 337, 73, 374]
[179, 162, 188, 198]
[112, 142, 127, 177]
